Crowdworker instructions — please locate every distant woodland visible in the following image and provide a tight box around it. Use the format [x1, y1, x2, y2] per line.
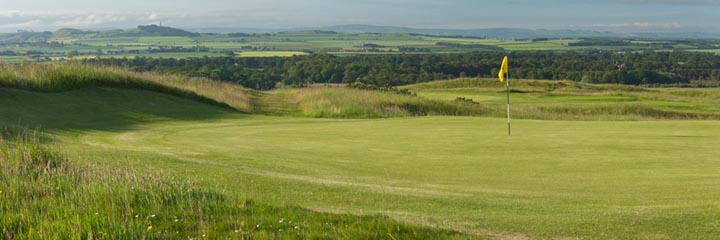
[85, 51, 720, 89]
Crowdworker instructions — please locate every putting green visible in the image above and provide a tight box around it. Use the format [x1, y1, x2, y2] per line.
[68, 115, 720, 239]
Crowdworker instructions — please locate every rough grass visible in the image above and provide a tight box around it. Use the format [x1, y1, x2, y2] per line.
[405, 77, 648, 93]
[5, 63, 718, 121]
[0, 130, 475, 239]
[0, 63, 253, 112]
[403, 78, 720, 120]
[257, 87, 488, 118]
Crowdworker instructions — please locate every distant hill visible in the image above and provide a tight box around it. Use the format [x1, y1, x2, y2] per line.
[51, 28, 101, 39]
[189, 24, 720, 39]
[131, 25, 200, 37]
[0, 25, 199, 43]
[187, 25, 629, 38]
[0, 31, 51, 43]
[3, 24, 718, 42]
[319, 24, 720, 39]
[47, 25, 200, 40]
[316, 24, 627, 39]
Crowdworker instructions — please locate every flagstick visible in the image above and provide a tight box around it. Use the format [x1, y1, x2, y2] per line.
[506, 72, 511, 136]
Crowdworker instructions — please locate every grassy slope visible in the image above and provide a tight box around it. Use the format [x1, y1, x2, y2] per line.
[4, 63, 719, 120]
[0, 88, 475, 239]
[2, 85, 720, 239]
[0, 63, 253, 113]
[403, 78, 720, 120]
[252, 79, 720, 120]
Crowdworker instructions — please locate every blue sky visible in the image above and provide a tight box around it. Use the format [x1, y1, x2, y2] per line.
[1, 0, 719, 33]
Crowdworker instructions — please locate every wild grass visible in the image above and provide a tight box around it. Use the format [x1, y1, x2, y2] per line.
[2, 63, 718, 122]
[0, 130, 475, 239]
[258, 87, 489, 118]
[406, 77, 647, 92]
[0, 63, 253, 112]
[264, 79, 720, 120]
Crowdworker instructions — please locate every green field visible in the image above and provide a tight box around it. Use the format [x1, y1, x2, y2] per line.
[689, 49, 720, 55]
[0, 56, 30, 63]
[5, 28, 720, 60]
[2, 65, 720, 239]
[236, 51, 309, 57]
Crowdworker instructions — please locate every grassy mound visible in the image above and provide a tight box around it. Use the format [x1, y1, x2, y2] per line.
[0, 130, 475, 239]
[256, 87, 488, 118]
[404, 78, 720, 120]
[0, 63, 253, 113]
[405, 77, 648, 92]
[0, 87, 235, 131]
[0, 63, 489, 119]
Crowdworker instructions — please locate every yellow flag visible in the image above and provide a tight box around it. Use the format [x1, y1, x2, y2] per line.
[498, 56, 508, 82]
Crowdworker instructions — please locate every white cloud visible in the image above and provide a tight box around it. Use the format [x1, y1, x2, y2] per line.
[588, 22, 683, 28]
[142, 12, 161, 21]
[17, 19, 42, 27]
[0, 11, 159, 30]
[54, 14, 128, 27]
[0, 19, 41, 28]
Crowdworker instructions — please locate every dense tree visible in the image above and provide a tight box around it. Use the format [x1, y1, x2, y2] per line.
[84, 51, 720, 89]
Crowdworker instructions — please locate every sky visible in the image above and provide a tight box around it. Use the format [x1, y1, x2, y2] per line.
[1, 0, 719, 33]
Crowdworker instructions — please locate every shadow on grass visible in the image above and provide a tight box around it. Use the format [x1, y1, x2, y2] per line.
[666, 135, 707, 138]
[0, 87, 244, 133]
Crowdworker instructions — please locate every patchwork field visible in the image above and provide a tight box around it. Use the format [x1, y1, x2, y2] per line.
[2, 65, 720, 239]
[0, 56, 29, 63]
[5, 29, 720, 61]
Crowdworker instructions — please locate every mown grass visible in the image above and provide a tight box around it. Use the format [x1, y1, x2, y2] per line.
[0, 63, 253, 112]
[0, 130, 475, 239]
[54, 114, 720, 240]
[403, 78, 720, 120]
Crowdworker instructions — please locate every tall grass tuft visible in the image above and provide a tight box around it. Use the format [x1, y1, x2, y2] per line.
[0, 130, 474, 239]
[0, 63, 253, 112]
[261, 87, 489, 118]
[405, 78, 649, 93]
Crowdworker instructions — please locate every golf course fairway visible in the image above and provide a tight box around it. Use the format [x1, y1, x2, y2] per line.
[3, 87, 720, 239]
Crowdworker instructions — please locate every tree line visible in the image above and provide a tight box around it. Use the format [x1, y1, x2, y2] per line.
[83, 51, 720, 89]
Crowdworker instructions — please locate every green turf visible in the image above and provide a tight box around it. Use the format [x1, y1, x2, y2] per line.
[0, 126, 474, 239]
[2, 85, 720, 239]
[689, 49, 720, 55]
